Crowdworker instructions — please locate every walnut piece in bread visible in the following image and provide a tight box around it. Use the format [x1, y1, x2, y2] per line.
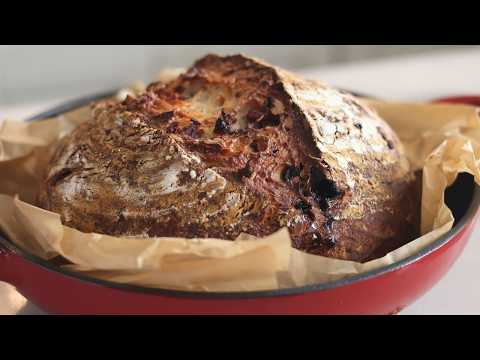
[38, 54, 420, 262]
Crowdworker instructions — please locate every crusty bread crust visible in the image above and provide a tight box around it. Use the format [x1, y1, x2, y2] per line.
[38, 54, 420, 262]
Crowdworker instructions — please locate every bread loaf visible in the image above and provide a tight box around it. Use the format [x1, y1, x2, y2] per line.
[38, 54, 420, 262]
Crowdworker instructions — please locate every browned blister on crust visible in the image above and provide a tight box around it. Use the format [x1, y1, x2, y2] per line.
[38, 54, 420, 262]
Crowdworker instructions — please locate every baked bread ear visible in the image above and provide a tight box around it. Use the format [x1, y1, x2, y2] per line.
[38, 54, 420, 262]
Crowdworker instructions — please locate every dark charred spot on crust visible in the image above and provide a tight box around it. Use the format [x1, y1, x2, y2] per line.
[246, 109, 264, 122]
[250, 138, 269, 152]
[236, 164, 253, 180]
[294, 200, 312, 213]
[183, 119, 203, 138]
[354, 123, 362, 130]
[325, 217, 334, 232]
[174, 85, 185, 93]
[319, 160, 331, 171]
[177, 171, 193, 186]
[264, 96, 274, 109]
[311, 231, 336, 249]
[377, 126, 395, 150]
[316, 194, 333, 211]
[323, 235, 337, 248]
[214, 111, 234, 135]
[282, 165, 301, 182]
[151, 111, 175, 124]
[298, 182, 310, 197]
[246, 102, 281, 129]
[48, 168, 74, 187]
[310, 167, 342, 210]
[255, 113, 281, 129]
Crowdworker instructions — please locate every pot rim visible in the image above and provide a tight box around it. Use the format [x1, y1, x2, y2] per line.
[1, 90, 479, 299]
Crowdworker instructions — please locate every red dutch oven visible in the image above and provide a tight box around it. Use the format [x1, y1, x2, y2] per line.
[0, 93, 479, 315]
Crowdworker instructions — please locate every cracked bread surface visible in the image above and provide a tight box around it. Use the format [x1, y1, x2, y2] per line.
[38, 54, 420, 262]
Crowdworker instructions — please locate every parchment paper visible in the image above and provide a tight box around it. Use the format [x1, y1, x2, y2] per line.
[1, 89, 479, 291]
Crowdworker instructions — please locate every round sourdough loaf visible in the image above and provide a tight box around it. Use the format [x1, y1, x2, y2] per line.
[38, 54, 420, 262]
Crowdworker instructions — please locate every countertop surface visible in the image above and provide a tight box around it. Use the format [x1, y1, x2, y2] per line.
[1, 47, 480, 315]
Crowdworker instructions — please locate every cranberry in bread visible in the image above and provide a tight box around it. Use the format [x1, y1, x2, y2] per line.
[38, 54, 420, 262]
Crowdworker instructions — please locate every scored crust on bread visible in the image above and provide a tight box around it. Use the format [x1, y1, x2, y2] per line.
[38, 54, 420, 262]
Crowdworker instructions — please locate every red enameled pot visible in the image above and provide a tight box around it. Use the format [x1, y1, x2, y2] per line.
[0, 93, 479, 315]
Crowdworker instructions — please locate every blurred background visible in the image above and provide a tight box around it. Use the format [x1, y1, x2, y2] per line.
[0, 45, 477, 106]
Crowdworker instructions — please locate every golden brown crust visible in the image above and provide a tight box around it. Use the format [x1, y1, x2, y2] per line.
[38, 54, 420, 262]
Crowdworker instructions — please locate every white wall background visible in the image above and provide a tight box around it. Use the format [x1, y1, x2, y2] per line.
[0, 45, 474, 106]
